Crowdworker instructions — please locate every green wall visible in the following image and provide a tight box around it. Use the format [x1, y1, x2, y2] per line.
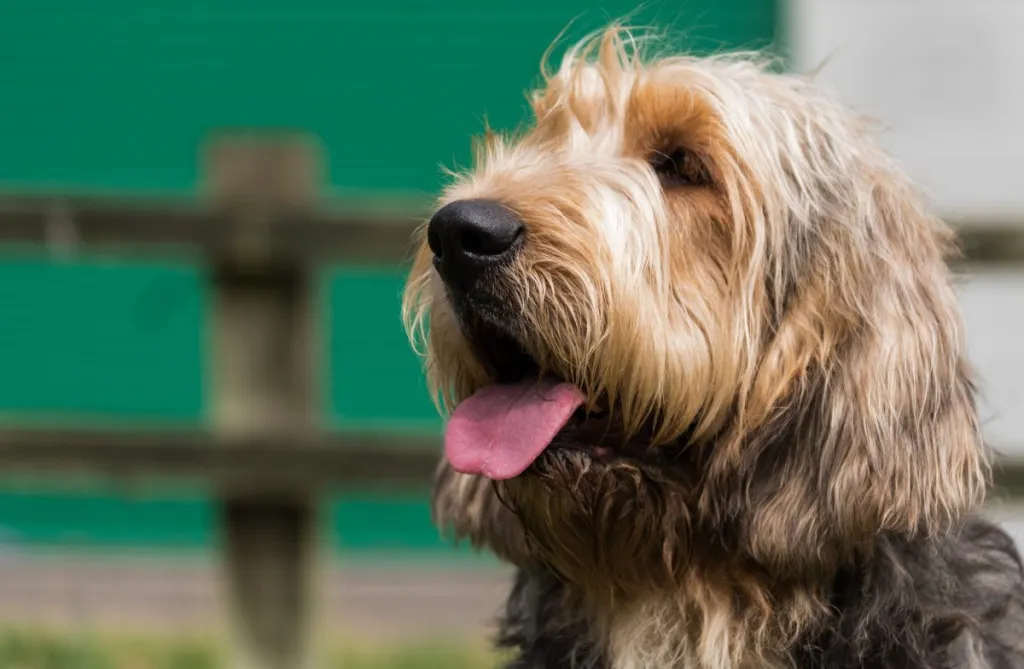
[0, 0, 776, 197]
[325, 266, 440, 433]
[0, 253, 438, 431]
[0, 0, 777, 554]
[0, 254, 206, 423]
[0, 481, 489, 560]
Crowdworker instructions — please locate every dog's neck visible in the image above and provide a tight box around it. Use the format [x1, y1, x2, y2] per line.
[603, 594, 783, 669]
[542, 558, 826, 669]
[487, 473, 833, 669]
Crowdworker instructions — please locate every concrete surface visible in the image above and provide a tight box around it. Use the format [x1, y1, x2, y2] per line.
[0, 554, 512, 641]
[0, 504, 1020, 641]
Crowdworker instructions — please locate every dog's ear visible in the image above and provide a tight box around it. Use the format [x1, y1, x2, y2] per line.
[820, 180, 988, 542]
[707, 171, 989, 571]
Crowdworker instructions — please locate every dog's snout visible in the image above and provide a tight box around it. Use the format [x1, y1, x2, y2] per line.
[427, 199, 523, 287]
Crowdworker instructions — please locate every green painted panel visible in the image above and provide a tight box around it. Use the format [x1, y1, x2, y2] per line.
[0, 252, 206, 421]
[329, 490, 490, 561]
[0, 486, 213, 549]
[0, 257, 435, 427]
[0, 483, 488, 559]
[0, 0, 776, 196]
[325, 266, 440, 432]
[332, 494, 440, 552]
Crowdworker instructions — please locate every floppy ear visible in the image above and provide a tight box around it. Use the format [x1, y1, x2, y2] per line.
[705, 171, 989, 572]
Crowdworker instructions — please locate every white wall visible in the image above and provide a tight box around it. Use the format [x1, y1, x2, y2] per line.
[959, 270, 1024, 460]
[788, 0, 1024, 224]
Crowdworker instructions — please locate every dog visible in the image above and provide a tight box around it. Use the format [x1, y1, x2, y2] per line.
[402, 27, 1024, 669]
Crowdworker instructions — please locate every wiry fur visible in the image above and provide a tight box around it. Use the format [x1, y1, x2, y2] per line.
[403, 27, 1024, 669]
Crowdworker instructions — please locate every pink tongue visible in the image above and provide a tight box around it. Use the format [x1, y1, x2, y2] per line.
[444, 380, 586, 480]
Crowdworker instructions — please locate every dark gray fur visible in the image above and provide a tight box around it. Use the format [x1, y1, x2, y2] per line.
[494, 516, 1024, 668]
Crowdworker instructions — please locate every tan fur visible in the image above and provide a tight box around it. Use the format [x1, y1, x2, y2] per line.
[403, 27, 989, 669]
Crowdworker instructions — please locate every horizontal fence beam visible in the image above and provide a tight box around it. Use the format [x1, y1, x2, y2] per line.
[0, 427, 438, 490]
[2, 195, 1024, 266]
[955, 224, 1024, 268]
[990, 460, 1024, 498]
[0, 194, 425, 265]
[0, 426, 1023, 495]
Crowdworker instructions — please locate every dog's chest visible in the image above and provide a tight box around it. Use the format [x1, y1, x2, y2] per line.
[605, 602, 768, 669]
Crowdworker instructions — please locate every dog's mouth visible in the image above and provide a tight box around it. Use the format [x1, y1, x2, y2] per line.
[444, 323, 639, 481]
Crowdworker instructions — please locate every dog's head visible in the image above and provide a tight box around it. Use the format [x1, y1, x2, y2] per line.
[403, 29, 987, 595]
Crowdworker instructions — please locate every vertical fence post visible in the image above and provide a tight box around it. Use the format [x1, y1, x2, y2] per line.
[205, 135, 324, 669]
[220, 493, 319, 669]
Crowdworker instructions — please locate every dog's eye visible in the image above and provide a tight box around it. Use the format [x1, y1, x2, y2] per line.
[650, 148, 709, 187]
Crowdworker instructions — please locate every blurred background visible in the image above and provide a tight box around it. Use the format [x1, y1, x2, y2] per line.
[0, 1, 1021, 668]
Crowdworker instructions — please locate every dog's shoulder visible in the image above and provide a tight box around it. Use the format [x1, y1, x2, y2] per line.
[492, 519, 1024, 669]
[943, 516, 1024, 668]
[798, 515, 1024, 669]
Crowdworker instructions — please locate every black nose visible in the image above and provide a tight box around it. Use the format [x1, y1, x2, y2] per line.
[427, 199, 523, 289]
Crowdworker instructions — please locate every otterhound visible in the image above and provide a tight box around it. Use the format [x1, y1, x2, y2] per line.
[403, 28, 1024, 669]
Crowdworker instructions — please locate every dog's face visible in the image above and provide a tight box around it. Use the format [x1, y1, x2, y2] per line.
[403, 30, 987, 596]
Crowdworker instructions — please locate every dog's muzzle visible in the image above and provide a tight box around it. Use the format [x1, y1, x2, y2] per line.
[427, 199, 523, 294]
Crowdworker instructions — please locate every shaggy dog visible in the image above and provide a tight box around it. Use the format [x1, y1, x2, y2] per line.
[402, 28, 1024, 669]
